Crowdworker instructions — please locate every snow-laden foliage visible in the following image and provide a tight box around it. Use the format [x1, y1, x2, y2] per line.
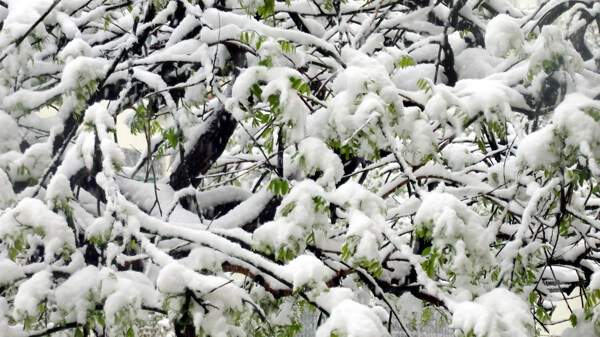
[0, 0, 599, 336]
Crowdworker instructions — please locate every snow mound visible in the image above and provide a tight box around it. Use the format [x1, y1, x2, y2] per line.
[452, 288, 533, 337]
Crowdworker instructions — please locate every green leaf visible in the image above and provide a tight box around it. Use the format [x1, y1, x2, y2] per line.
[268, 178, 289, 195]
[421, 246, 431, 256]
[280, 180, 289, 195]
[96, 313, 106, 327]
[569, 313, 577, 327]
[258, 57, 274, 67]
[250, 83, 262, 100]
[37, 302, 45, 314]
[280, 202, 296, 216]
[397, 55, 415, 68]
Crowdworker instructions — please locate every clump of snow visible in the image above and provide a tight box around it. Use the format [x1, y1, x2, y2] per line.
[0, 297, 26, 337]
[0, 111, 20, 152]
[309, 48, 404, 160]
[46, 173, 74, 209]
[55, 266, 101, 324]
[253, 180, 329, 257]
[397, 293, 424, 325]
[0, 0, 52, 49]
[13, 270, 52, 319]
[5, 142, 52, 184]
[0, 259, 24, 285]
[227, 66, 309, 143]
[57, 38, 93, 62]
[527, 25, 583, 77]
[590, 271, 600, 291]
[454, 48, 501, 80]
[517, 94, 600, 171]
[206, 189, 271, 228]
[61, 57, 109, 91]
[561, 310, 596, 337]
[315, 287, 354, 312]
[57, 0, 90, 11]
[157, 263, 250, 335]
[316, 299, 390, 337]
[423, 94, 450, 127]
[451, 288, 533, 337]
[346, 209, 383, 262]
[415, 192, 495, 277]
[485, 14, 524, 58]
[331, 181, 389, 263]
[441, 143, 484, 171]
[157, 263, 245, 309]
[86, 216, 114, 242]
[282, 255, 334, 291]
[552, 94, 600, 150]
[102, 270, 156, 329]
[156, 263, 188, 294]
[516, 126, 557, 170]
[331, 181, 386, 219]
[195, 185, 251, 211]
[0, 198, 76, 262]
[0, 169, 15, 210]
[451, 79, 525, 122]
[181, 247, 222, 272]
[294, 137, 344, 189]
[398, 108, 438, 164]
[392, 63, 437, 91]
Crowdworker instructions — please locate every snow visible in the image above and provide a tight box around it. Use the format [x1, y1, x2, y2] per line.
[195, 186, 252, 210]
[211, 190, 273, 229]
[552, 94, 600, 148]
[527, 25, 583, 78]
[55, 266, 101, 323]
[0, 0, 53, 48]
[157, 262, 248, 317]
[590, 271, 600, 290]
[58, 38, 93, 61]
[228, 66, 309, 143]
[451, 288, 534, 337]
[295, 137, 344, 188]
[516, 126, 557, 169]
[102, 272, 150, 328]
[181, 247, 222, 272]
[46, 173, 74, 207]
[0, 111, 20, 152]
[0, 0, 599, 335]
[282, 254, 334, 291]
[316, 299, 390, 337]
[0, 258, 25, 285]
[331, 181, 386, 219]
[415, 192, 495, 276]
[0, 169, 15, 210]
[2, 56, 108, 112]
[441, 143, 484, 171]
[166, 15, 202, 47]
[315, 287, 354, 312]
[14, 270, 52, 319]
[455, 48, 501, 79]
[346, 209, 383, 262]
[253, 180, 329, 253]
[55, 12, 81, 39]
[0, 198, 76, 262]
[542, 266, 580, 283]
[5, 142, 53, 184]
[561, 320, 596, 337]
[485, 14, 524, 58]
